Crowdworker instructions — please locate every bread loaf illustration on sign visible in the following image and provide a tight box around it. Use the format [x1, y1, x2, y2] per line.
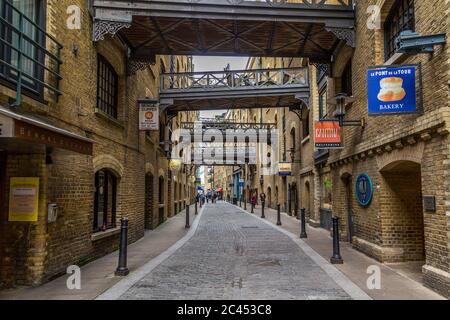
[377, 77, 406, 102]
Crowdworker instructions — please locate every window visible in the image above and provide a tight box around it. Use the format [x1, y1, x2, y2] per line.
[158, 176, 165, 204]
[341, 61, 352, 96]
[97, 54, 118, 118]
[384, 0, 415, 60]
[319, 87, 328, 119]
[94, 169, 117, 232]
[0, 0, 45, 94]
[302, 110, 310, 139]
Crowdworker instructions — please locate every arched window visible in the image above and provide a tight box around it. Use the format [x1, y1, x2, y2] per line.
[94, 169, 117, 231]
[290, 127, 296, 151]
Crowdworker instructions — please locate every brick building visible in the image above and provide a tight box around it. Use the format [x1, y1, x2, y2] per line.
[0, 0, 196, 288]
[213, 0, 449, 298]
[310, 0, 449, 297]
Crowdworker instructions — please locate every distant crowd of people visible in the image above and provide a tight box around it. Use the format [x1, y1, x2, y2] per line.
[196, 189, 222, 204]
[197, 189, 270, 208]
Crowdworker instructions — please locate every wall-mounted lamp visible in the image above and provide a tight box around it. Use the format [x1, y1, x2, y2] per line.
[328, 93, 365, 128]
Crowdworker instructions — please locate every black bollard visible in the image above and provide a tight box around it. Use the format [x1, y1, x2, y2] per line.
[185, 205, 190, 229]
[277, 204, 282, 226]
[115, 217, 130, 276]
[195, 200, 198, 215]
[330, 216, 343, 264]
[300, 208, 307, 239]
[239, 197, 242, 207]
[251, 202, 254, 213]
[261, 201, 265, 219]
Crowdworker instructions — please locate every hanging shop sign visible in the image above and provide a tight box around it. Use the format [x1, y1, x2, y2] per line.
[355, 173, 373, 207]
[367, 64, 422, 115]
[314, 120, 342, 149]
[278, 162, 292, 176]
[9, 177, 40, 222]
[138, 99, 159, 131]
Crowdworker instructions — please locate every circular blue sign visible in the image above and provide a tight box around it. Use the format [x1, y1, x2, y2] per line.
[355, 173, 373, 207]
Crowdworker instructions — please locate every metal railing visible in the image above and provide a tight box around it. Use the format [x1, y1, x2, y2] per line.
[161, 67, 308, 92]
[100, 0, 353, 9]
[217, 0, 354, 7]
[0, 1, 63, 106]
[181, 121, 277, 131]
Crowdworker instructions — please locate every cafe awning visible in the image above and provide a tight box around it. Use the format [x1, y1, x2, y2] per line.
[0, 106, 94, 155]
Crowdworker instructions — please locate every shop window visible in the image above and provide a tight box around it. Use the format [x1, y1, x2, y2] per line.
[93, 169, 117, 232]
[384, 0, 415, 60]
[97, 54, 118, 118]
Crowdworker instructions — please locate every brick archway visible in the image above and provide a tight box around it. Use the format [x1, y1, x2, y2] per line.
[93, 155, 124, 178]
[376, 142, 424, 172]
[379, 160, 425, 263]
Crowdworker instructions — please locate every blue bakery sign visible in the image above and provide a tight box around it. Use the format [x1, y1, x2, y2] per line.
[367, 65, 417, 115]
[355, 173, 373, 207]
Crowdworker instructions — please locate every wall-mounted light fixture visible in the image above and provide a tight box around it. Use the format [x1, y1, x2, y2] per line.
[328, 93, 365, 128]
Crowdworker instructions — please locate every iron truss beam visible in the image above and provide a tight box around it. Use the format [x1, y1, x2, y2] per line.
[92, 0, 355, 59]
[180, 122, 277, 131]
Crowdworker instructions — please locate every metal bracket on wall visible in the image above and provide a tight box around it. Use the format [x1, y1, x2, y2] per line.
[93, 20, 131, 42]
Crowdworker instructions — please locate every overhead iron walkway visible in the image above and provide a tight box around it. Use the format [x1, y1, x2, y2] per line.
[92, 0, 355, 65]
[160, 67, 310, 113]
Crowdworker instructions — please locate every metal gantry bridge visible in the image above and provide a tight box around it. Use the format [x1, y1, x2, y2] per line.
[174, 120, 277, 165]
[92, 0, 356, 116]
[160, 67, 310, 112]
[92, 0, 355, 62]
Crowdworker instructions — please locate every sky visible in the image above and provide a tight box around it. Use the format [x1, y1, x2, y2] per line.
[192, 56, 248, 119]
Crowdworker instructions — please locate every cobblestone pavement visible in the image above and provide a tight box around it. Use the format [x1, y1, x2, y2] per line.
[119, 202, 352, 300]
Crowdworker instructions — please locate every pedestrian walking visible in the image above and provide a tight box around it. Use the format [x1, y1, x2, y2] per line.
[251, 193, 257, 209]
[260, 192, 266, 207]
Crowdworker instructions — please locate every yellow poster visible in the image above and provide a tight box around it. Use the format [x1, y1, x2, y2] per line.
[9, 177, 39, 222]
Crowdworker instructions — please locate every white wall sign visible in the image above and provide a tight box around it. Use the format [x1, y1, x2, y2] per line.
[139, 100, 159, 131]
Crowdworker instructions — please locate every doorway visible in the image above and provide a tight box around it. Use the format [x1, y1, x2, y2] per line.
[145, 173, 154, 229]
[342, 174, 354, 242]
[289, 183, 297, 216]
[380, 161, 425, 262]
[304, 181, 310, 218]
[0, 152, 5, 287]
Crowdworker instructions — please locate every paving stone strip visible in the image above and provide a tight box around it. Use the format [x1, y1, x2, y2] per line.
[115, 202, 363, 300]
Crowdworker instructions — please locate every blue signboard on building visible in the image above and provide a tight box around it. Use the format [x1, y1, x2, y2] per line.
[367, 66, 417, 115]
[355, 173, 373, 207]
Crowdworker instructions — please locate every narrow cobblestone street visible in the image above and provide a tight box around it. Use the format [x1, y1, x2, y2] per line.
[114, 202, 362, 300]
